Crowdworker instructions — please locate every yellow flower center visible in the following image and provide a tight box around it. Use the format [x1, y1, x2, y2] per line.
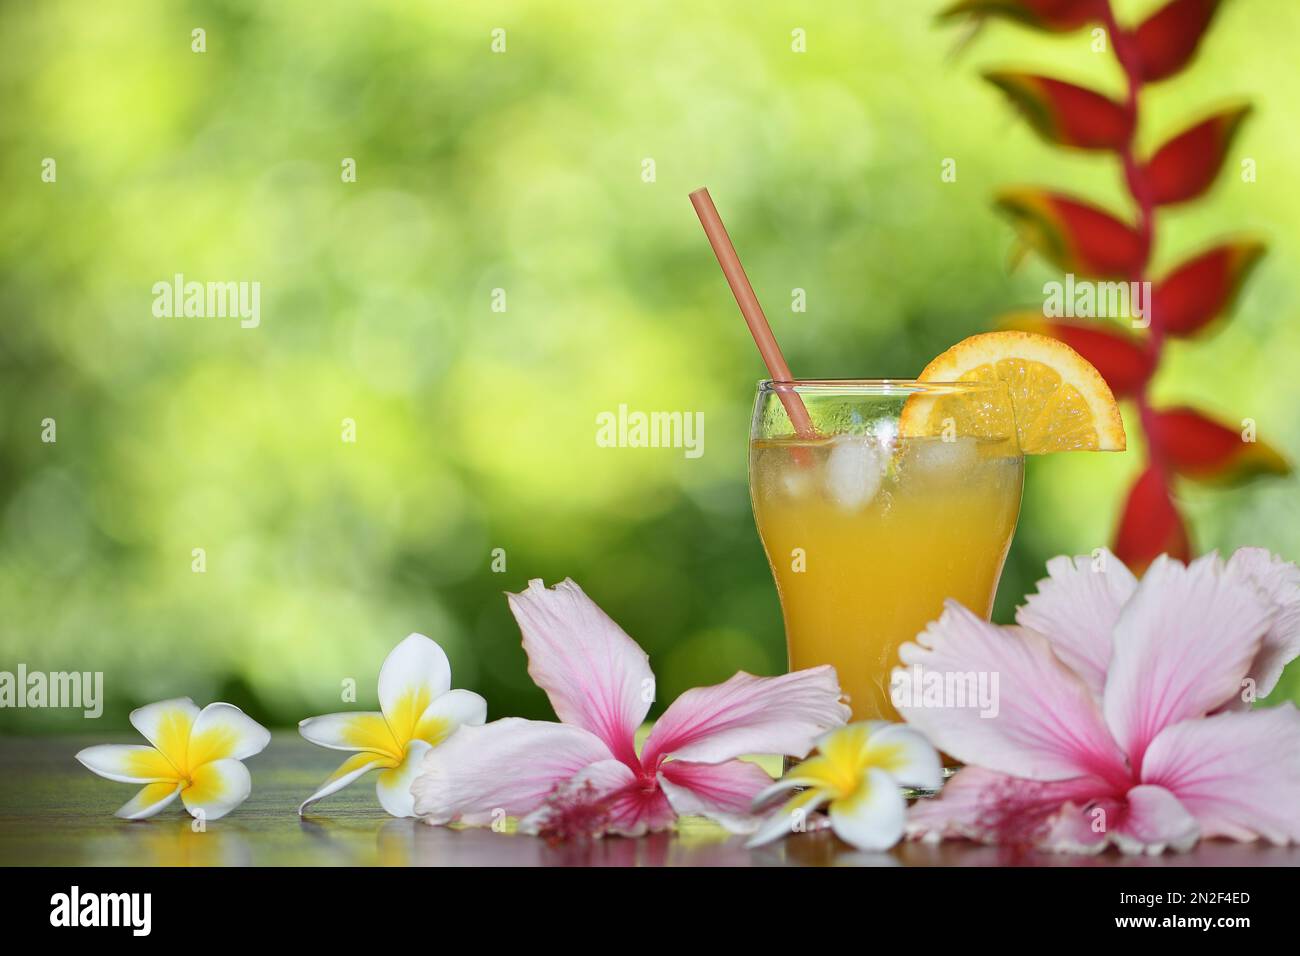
[789, 727, 908, 799]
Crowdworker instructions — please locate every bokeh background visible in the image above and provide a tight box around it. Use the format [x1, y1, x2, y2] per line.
[3, 0, 1299, 730]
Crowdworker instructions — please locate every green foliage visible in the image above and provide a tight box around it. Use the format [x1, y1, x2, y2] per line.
[2, 0, 1299, 729]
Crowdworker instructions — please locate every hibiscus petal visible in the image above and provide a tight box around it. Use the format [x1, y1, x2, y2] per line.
[129, 698, 199, 771]
[828, 767, 907, 851]
[1111, 785, 1199, 855]
[640, 666, 850, 767]
[1225, 548, 1300, 704]
[507, 578, 654, 765]
[187, 702, 271, 766]
[600, 787, 677, 837]
[1103, 553, 1273, 771]
[657, 759, 775, 834]
[298, 712, 402, 759]
[379, 634, 452, 745]
[76, 744, 179, 784]
[1016, 549, 1137, 695]
[299, 751, 394, 815]
[1142, 704, 1300, 845]
[896, 603, 1129, 785]
[413, 689, 488, 746]
[376, 740, 433, 817]
[906, 765, 1114, 850]
[746, 787, 832, 848]
[116, 782, 184, 820]
[518, 760, 675, 838]
[1034, 788, 1194, 856]
[907, 765, 1002, 843]
[1038, 799, 1115, 855]
[410, 717, 612, 825]
[181, 757, 251, 821]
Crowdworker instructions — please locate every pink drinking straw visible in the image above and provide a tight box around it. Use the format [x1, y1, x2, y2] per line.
[689, 187, 817, 440]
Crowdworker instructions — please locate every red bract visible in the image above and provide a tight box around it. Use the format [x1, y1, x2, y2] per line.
[984, 72, 1132, 150]
[1134, 0, 1223, 82]
[1152, 241, 1267, 337]
[1114, 467, 1191, 573]
[948, 1, 1288, 570]
[1145, 106, 1251, 206]
[996, 188, 1145, 278]
[1001, 313, 1154, 399]
[1146, 407, 1291, 486]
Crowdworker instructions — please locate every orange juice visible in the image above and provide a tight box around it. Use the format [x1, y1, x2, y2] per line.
[750, 433, 1022, 722]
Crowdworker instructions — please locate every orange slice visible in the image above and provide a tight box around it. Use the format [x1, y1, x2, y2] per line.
[899, 331, 1126, 454]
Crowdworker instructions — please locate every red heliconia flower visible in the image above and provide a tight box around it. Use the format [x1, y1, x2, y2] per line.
[1146, 407, 1291, 486]
[1000, 313, 1154, 399]
[996, 188, 1146, 279]
[1134, 0, 1223, 83]
[1144, 105, 1251, 206]
[946, 0, 1288, 569]
[1151, 240, 1267, 337]
[984, 72, 1132, 151]
[1114, 466, 1191, 573]
[938, 0, 1100, 32]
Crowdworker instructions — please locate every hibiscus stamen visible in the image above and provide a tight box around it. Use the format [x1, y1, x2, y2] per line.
[974, 777, 1054, 852]
[534, 780, 614, 846]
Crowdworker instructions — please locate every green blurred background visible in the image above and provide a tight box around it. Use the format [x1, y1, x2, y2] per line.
[3, 0, 1299, 730]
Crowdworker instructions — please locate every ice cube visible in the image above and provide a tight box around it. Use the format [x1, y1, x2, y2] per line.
[825, 435, 885, 510]
[781, 464, 814, 499]
[909, 435, 978, 474]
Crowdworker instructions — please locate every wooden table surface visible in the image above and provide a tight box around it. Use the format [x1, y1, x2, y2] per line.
[3, 733, 1297, 867]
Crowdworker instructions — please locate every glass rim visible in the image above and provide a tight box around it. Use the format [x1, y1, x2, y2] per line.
[756, 378, 1006, 396]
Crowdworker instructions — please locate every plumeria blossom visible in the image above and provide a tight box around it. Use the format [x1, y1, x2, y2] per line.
[76, 699, 270, 821]
[411, 579, 850, 836]
[298, 633, 487, 817]
[747, 721, 941, 851]
[899, 547, 1300, 854]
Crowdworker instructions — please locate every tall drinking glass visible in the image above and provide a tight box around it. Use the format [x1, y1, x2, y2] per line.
[749, 380, 1024, 724]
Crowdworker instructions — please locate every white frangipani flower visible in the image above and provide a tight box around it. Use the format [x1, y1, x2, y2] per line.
[76, 699, 271, 821]
[748, 721, 942, 851]
[298, 633, 487, 817]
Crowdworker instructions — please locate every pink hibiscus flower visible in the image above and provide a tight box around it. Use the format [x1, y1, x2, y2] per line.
[899, 547, 1300, 854]
[411, 579, 850, 836]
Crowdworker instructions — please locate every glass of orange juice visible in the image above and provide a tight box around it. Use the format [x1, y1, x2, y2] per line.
[749, 380, 1024, 730]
